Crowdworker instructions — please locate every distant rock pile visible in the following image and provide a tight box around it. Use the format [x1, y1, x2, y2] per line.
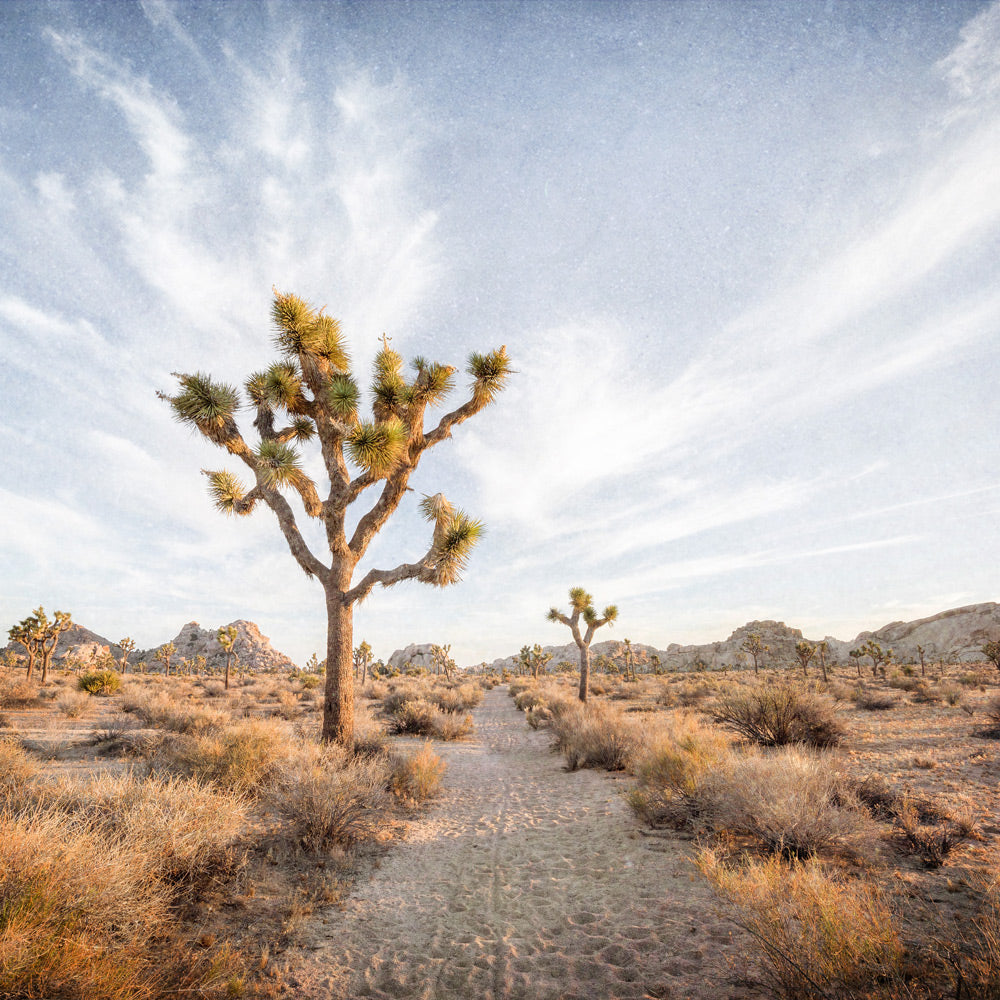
[139, 620, 295, 672]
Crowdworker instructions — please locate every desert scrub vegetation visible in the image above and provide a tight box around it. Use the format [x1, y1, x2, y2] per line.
[697, 849, 910, 999]
[710, 682, 845, 748]
[78, 669, 123, 695]
[376, 677, 478, 740]
[548, 699, 641, 771]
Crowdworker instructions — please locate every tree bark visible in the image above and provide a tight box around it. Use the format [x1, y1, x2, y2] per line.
[577, 643, 591, 702]
[323, 588, 354, 745]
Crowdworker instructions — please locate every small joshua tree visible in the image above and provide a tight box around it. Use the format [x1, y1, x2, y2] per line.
[740, 632, 767, 675]
[160, 290, 510, 746]
[154, 641, 176, 677]
[794, 640, 816, 677]
[981, 640, 1000, 672]
[353, 640, 373, 684]
[816, 640, 830, 683]
[916, 644, 927, 677]
[430, 643, 456, 680]
[547, 587, 618, 702]
[9, 608, 73, 684]
[118, 637, 136, 674]
[217, 626, 238, 689]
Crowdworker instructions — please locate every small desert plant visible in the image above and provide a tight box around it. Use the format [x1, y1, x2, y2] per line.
[0, 735, 38, 792]
[278, 747, 389, 851]
[697, 849, 907, 999]
[432, 682, 483, 713]
[77, 670, 122, 695]
[977, 695, 1000, 738]
[711, 684, 845, 748]
[0, 676, 39, 708]
[153, 718, 289, 794]
[548, 700, 639, 771]
[56, 689, 92, 718]
[391, 742, 446, 803]
[854, 687, 897, 711]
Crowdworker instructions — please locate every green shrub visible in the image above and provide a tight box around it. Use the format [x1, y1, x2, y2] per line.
[78, 670, 122, 696]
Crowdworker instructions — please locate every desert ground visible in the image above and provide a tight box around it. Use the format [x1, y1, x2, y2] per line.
[1, 661, 998, 999]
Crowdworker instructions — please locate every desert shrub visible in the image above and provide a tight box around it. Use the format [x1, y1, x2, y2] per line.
[432, 682, 483, 713]
[123, 690, 229, 734]
[56, 689, 92, 718]
[940, 684, 964, 706]
[362, 680, 389, 700]
[507, 677, 533, 698]
[525, 705, 552, 729]
[854, 687, 897, 711]
[431, 711, 473, 740]
[894, 794, 967, 869]
[707, 748, 874, 859]
[977, 695, 1000, 738]
[153, 718, 289, 794]
[391, 742, 446, 803]
[0, 735, 38, 791]
[626, 715, 730, 828]
[0, 676, 39, 708]
[278, 746, 389, 850]
[513, 688, 546, 712]
[549, 701, 639, 771]
[78, 670, 122, 695]
[947, 874, 1000, 999]
[698, 849, 907, 999]
[675, 682, 712, 707]
[0, 711, 11, 728]
[387, 698, 437, 735]
[911, 681, 942, 704]
[711, 684, 845, 748]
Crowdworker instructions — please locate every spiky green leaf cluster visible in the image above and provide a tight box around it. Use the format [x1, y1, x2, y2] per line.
[430, 511, 484, 586]
[271, 290, 349, 370]
[204, 469, 251, 515]
[569, 587, 593, 613]
[247, 362, 304, 411]
[327, 374, 360, 421]
[347, 418, 408, 476]
[468, 346, 512, 406]
[169, 372, 241, 444]
[412, 359, 456, 405]
[256, 439, 309, 490]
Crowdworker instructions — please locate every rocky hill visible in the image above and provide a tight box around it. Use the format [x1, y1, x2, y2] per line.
[481, 602, 1000, 673]
[139, 620, 295, 672]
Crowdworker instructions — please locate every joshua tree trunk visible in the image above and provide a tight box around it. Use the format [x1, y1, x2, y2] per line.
[577, 642, 591, 702]
[324, 586, 354, 745]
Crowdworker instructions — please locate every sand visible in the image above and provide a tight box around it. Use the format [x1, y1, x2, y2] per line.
[289, 685, 749, 999]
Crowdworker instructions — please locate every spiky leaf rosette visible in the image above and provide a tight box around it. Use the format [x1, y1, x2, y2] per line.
[419, 492, 456, 526]
[468, 346, 512, 406]
[373, 342, 404, 384]
[168, 372, 241, 447]
[372, 374, 410, 422]
[412, 361, 456, 405]
[204, 469, 254, 515]
[569, 587, 593, 613]
[271, 291, 315, 354]
[255, 439, 310, 490]
[327, 374, 360, 422]
[429, 510, 483, 586]
[348, 418, 408, 476]
[546, 607, 563, 623]
[287, 416, 315, 442]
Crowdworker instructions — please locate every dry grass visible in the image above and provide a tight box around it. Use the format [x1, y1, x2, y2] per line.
[390, 741, 447, 804]
[697, 848, 909, 999]
[548, 699, 641, 771]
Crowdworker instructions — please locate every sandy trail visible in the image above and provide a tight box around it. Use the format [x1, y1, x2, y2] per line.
[292, 686, 747, 1000]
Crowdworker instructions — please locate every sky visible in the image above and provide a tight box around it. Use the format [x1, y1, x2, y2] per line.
[1, 0, 999, 668]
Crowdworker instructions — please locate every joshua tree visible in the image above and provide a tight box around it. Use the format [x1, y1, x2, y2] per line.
[982, 640, 1000, 672]
[353, 640, 373, 684]
[547, 587, 618, 702]
[916, 644, 927, 677]
[8, 618, 39, 680]
[9, 608, 73, 684]
[857, 639, 890, 677]
[739, 632, 767, 675]
[154, 641, 176, 677]
[816, 640, 830, 683]
[531, 644, 552, 679]
[217, 626, 238, 689]
[118, 637, 136, 674]
[794, 640, 816, 677]
[848, 647, 864, 677]
[160, 291, 510, 745]
[430, 643, 457, 680]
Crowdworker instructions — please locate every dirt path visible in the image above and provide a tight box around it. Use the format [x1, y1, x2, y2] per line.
[291, 686, 748, 999]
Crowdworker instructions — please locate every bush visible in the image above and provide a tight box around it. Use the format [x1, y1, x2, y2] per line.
[78, 670, 122, 695]
[57, 690, 92, 718]
[391, 743, 446, 803]
[386, 699, 471, 740]
[153, 718, 289, 794]
[978, 695, 1000, 738]
[0, 676, 39, 708]
[549, 701, 639, 771]
[698, 849, 907, 999]
[432, 682, 483, 713]
[711, 684, 845, 748]
[854, 687, 897, 711]
[278, 747, 389, 851]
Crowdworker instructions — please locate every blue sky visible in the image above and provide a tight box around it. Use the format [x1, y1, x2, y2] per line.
[1, 0, 998, 667]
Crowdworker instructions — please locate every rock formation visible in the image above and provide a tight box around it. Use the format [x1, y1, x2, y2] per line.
[138, 620, 295, 672]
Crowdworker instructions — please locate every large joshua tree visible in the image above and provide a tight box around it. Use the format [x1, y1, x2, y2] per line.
[547, 587, 618, 702]
[160, 290, 510, 746]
